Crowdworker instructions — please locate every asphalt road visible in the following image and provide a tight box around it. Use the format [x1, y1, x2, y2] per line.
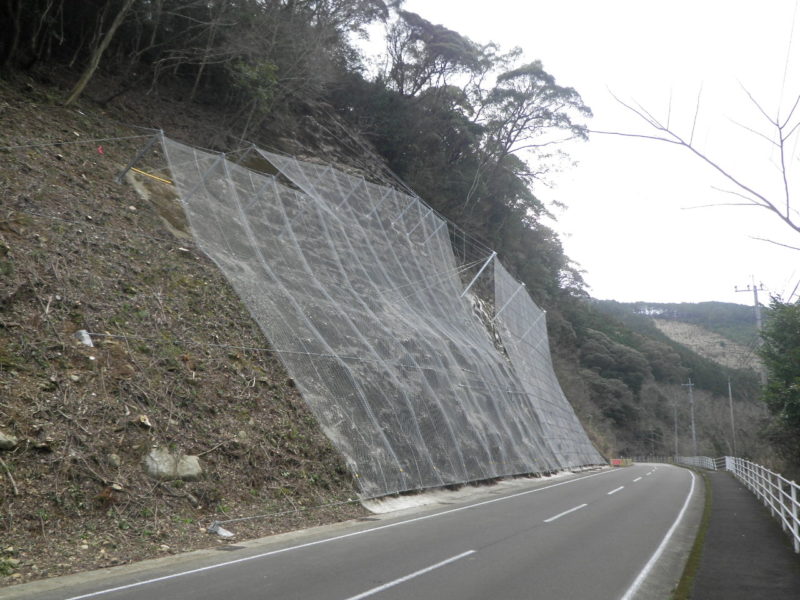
[4, 464, 702, 600]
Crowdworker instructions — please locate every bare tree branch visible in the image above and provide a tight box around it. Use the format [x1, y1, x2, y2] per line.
[740, 82, 776, 125]
[784, 118, 800, 140]
[689, 84, 703, 146]
[601, 90, 800, 237]
[710, 186, 764, 205]
[781, 92, 800, 129]
[750, 236, 800, 251]
[727, 117, 779, 148]
[667, 87, 673, 130]
[681, 202, 761, 210]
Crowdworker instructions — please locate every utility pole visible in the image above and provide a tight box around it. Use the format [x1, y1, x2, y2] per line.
[734, 279, 764, 331]
[682, 379, 697, 457]
[673, 401, 679, 457]
[735, 279, 767, 384]
[728, 378, 737, 456]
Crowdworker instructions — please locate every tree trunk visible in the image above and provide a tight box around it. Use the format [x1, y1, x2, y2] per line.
[64, 0, 136, 106]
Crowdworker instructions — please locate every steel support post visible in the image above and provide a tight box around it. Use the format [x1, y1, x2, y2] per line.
[460, 251, 496, 299]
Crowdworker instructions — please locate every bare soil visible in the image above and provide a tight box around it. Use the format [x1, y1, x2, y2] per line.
[0, 75, 365, 586]
[652, 319, 761, 372]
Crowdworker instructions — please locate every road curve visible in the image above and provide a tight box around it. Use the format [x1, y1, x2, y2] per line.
[4, 464, 703, 600]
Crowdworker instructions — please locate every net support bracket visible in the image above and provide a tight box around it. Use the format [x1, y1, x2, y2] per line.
[178, 152, 226, 206]
[407, 207, 433, 236]
[335, 177, 365, 210]
[492, 281, 526, 322]
[518, 309, 547, 341]
[460, 251, 496, 299]
[366, 185, 393, 218]
[421, 220, 446, 244]
[390, 197, 417, 226]
[116, 131, 163, 184]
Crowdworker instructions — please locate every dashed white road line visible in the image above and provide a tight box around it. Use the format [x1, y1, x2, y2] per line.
[62, 470, 616, 600]
[633, 477, 643, 482]
[620, 470, 697, 600]
[543, 503, 588, 523]
[607, 486, 625, 495]
[343, 550, 476, 600]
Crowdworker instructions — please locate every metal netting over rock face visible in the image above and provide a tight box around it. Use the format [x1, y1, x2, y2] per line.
[162, 137, 601, 497]
[493, 262, 605, 467]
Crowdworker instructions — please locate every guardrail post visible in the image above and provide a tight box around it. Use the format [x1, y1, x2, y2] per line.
[781, 479, 788, 534]
[791, 484, 799, 553]
[770, 472, 778, 518]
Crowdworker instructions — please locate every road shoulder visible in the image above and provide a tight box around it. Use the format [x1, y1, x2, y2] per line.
[631, 464, 706, 600]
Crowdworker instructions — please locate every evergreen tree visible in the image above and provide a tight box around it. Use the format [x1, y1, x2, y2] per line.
[759, 298, 800, 463]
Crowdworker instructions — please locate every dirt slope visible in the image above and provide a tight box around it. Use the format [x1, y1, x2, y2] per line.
[652, 319, 761, 372]
[0, 77, 363, 586]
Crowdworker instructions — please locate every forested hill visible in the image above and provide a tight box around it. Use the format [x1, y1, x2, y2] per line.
[599, 301, 760, 347]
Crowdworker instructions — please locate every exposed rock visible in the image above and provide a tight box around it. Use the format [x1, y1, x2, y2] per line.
[107, 453, 121, 468]
[142, 447, 203, 481]
[176, 455, 202, 481]
[0, 430, 18, 450]
[142, 447, 177, 480]
[74, 329, 94, 347]
[134, 414, 152, 429]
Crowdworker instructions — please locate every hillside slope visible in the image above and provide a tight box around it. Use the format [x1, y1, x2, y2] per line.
[652, 320, 761, 372]
[0, 79, 364, 585]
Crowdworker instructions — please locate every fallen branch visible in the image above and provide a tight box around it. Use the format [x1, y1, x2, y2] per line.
[0, 456, 19, 496]
[198, 438, 233, 457]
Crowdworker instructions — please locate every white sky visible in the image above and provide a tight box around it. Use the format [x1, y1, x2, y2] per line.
[372, 0, 800, 304]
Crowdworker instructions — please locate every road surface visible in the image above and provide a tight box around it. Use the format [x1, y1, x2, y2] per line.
[4, 464, 702, 600]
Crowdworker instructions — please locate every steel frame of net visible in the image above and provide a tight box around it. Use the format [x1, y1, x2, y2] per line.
[154, 135, 603, 497]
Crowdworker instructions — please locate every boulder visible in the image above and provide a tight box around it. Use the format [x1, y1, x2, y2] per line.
[0, 430, 18, 450]
[142, 447, 203, 481]
[176, 455, 202, 481]
[142, 447, 176, 480]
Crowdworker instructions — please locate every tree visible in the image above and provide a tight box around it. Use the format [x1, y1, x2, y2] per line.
[603, 89, 800, 249]
[386, 10, 483, 97]
[758, 298, 800, 463]
[64, 0, 137, 106]
[464, 60, 592, 209]
[482, 61, 591, 165]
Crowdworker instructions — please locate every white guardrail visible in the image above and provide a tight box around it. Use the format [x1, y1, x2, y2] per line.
[631, 455, 800, 553]
[724, 456, 800, 554]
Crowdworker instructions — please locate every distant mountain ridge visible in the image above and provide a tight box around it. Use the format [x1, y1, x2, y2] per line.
[625, 301, 759, 346]
[593, 300, 762, 373]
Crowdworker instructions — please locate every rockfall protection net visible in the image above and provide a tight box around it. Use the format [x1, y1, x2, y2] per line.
[494, 261, 603, 466]
[161, 137, 602, 497]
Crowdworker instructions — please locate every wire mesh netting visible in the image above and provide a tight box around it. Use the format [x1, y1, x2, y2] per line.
[493, 262, 604, 466]
[162, 137, 602, 497]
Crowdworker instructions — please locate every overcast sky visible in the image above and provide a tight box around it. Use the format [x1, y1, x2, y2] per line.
[380, 0, 800, 305]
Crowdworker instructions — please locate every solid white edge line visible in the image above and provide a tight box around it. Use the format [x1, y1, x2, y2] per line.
[342, 550, 475, 600]
[543, 503, 588, 523]
[63, 469, 616, 600]
[619, 469, 697, 600]
[608, 486, 624, 495]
